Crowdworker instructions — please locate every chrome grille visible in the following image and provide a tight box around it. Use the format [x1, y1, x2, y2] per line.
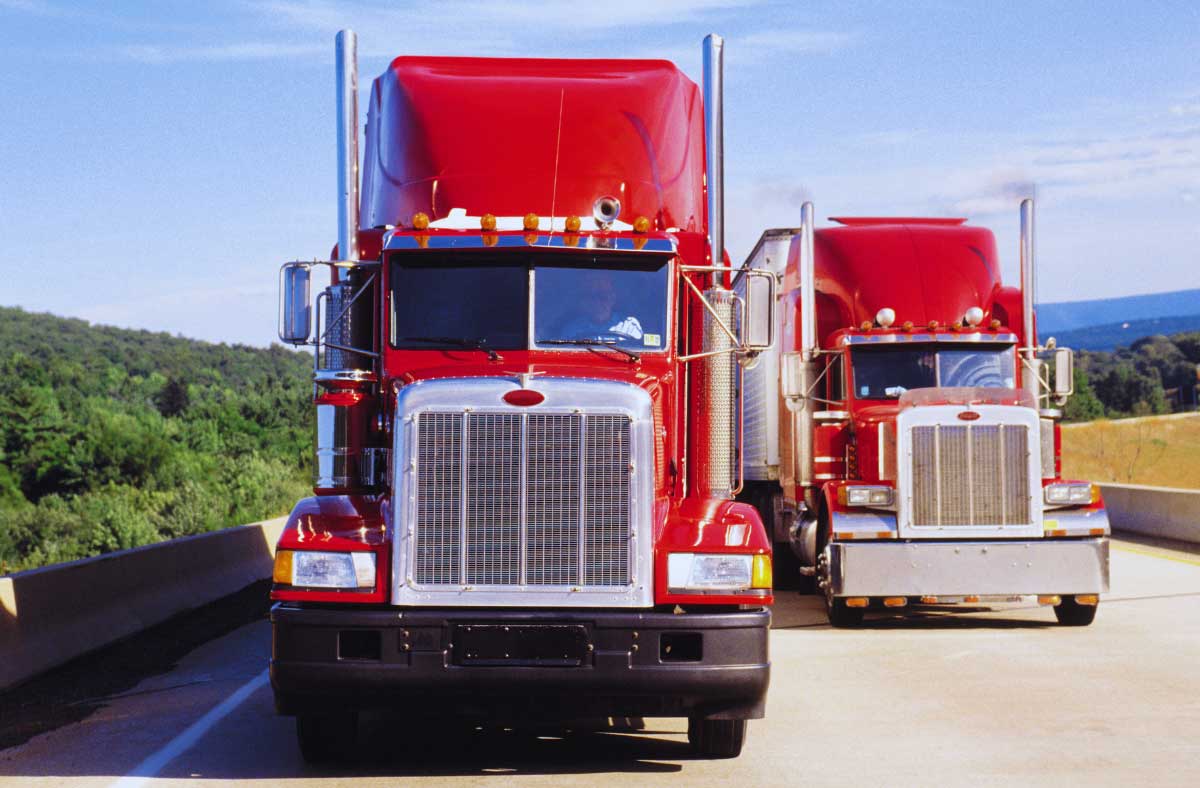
[414, 411, 633, 587]
[911, 424, 1031, 526]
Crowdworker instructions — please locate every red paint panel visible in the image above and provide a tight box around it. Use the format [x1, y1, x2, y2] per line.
[361, 58, 706, 234]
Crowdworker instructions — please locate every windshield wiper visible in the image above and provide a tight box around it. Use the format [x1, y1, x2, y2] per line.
[398, 336, 501, 361]
[540, 338, 640, 363]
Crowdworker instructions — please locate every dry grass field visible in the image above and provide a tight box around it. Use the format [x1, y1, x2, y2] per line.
[1061, 413, 1200, 489]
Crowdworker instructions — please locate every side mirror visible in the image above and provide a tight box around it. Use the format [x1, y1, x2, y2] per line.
[1053, 347, 1074, 397]
[781, 351, 804, 399]
[279, 263, 312, 344]
[742, 270, 776, 351]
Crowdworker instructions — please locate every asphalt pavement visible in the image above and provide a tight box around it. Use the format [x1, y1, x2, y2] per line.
[2, 537, 1198, 787]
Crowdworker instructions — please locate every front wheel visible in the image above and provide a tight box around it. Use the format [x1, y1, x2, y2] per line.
[817, 549, 864, 627]
[1054, 596, 1098, 626]
[296, 711, 357, 764]
[687, 717, 747, 758]
[826, 597, 866, 628]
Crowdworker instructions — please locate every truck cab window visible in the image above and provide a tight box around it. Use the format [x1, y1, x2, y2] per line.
[390, 260, 528, 350]
[827, 353, 845, 401]
[534, 259, 669, 350]
[851, 345, 1015, 398]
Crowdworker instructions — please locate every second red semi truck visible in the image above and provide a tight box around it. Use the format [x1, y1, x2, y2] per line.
[738, 202, 1110, 626]
[270, 32, 774, 760]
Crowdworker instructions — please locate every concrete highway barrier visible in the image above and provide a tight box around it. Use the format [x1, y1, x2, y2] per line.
[0, 517, 286, 692]
[1101, 483, 1200, 545]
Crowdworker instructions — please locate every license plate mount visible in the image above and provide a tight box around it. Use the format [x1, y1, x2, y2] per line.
[452, 624, 590, 667]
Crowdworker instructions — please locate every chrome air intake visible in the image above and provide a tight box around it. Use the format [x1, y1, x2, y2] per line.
[698, 289, 738, 498]
[391, 379, 654, 608]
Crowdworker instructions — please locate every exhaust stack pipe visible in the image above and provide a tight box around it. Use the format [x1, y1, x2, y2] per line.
[703, 34, 724, 266]
[335, 29, 360, 263]
[797, 201, 817, 493]
[1019, 198, 1040, 403]
[692, 33, 736, 500]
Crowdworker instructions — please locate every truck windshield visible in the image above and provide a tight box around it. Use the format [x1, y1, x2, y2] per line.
[389, 254, 669, 351]
[851, 346, 1016, 399]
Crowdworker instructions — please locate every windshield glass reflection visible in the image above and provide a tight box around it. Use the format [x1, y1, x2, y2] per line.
[851, 346, 1016, 399]
[389, 255, 669, 353]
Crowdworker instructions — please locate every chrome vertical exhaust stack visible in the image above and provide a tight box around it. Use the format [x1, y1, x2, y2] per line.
[703, 34, 724, 267]
[335, 29, 360, 264]
[1019, 198, 1040, 403]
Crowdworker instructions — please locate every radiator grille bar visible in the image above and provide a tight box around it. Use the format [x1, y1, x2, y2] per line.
[911, 423, 1031, 527]
[414, 411, 633, 588]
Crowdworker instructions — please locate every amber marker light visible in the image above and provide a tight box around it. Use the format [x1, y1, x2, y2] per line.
[411, 212, 430, 231]
[565, 215, 582, 232]
[989, 318, 1002, 330]
[1038, 595, 1062, 606]
[859, 320, 872, 331]
[928, 320, 938, 331]
[273, 550, 294, 584]
[633, 215, 651, 233]
[751, 554, 772, 589]
[523, 213, 540, 231]
[845, 597, 869, 608]
[902, 321, 914, 332]
[1075, 594, 1100, 606]
[883, 597, 907, 608]
[480, 213, 497, 231]
[963, 595, 980, 603]
[920, 596, 940, 604]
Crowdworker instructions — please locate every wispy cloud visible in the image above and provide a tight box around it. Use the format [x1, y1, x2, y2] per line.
[262, 0, 758, 34]
[737, 29, 855, 55]
[118, 41, 324, 64]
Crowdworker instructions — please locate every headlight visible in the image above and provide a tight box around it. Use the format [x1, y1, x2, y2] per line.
[667, 553, 771, 592]
[841, 485, 894, 507]
[274, 550, 376, 589]
[1044, 483, 1096, 505]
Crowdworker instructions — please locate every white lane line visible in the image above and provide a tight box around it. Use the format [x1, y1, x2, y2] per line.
[109, 669, 269, 788]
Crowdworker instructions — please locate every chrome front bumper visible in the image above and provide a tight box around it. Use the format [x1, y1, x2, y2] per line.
[827, 538, 1109, 597]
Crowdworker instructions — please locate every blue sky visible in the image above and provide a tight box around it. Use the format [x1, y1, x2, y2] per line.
[1, 0, 1198, 346]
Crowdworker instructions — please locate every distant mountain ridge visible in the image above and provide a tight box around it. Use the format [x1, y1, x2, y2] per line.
[1037, 288, 1200, 334]
[1048, 314, 1200, 352]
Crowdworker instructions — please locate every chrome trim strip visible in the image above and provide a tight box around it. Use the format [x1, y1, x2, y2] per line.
[841, 333, 1019, 345]
[384, 233, 677, 254]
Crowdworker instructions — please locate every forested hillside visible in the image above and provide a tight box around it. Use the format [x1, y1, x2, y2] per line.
[0, 307, 311, 573]
[1065, 331, 1200, 420]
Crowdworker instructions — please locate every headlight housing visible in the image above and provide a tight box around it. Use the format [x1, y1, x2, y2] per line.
[839, 485, 894, 507]
[1044, 483, 1097, 506]
[273, 550, 376, 589]
[667, 553, 771, 592]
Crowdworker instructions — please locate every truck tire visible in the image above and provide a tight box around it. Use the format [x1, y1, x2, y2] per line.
[687, 717, 747, 758]
[816, 545, 864, 627]
[296, 711, 357, 763]
[1054, 596, 1098, 626]
[826, 597, 866, 628]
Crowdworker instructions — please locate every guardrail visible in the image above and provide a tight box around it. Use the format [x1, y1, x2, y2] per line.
[0, 517, 286, 692]
[1100, 483, 1200, 546]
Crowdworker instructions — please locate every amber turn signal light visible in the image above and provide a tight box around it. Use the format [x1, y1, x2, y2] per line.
[523, 212, 539, 231]
[411, 212, 430, 230]
[480, 213, 497, 231]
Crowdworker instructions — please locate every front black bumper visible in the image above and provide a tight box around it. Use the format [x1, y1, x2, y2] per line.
[271, 604, 770, 721]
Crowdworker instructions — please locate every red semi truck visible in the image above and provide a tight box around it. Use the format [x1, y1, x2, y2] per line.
[737, 202, 1110, 627]
[270, 31, 774, 760]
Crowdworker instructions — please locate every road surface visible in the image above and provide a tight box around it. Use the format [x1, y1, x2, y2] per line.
[2, 537, 1198, 787]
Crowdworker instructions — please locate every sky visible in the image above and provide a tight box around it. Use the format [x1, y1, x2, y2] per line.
[1, 0, 1198, 347]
